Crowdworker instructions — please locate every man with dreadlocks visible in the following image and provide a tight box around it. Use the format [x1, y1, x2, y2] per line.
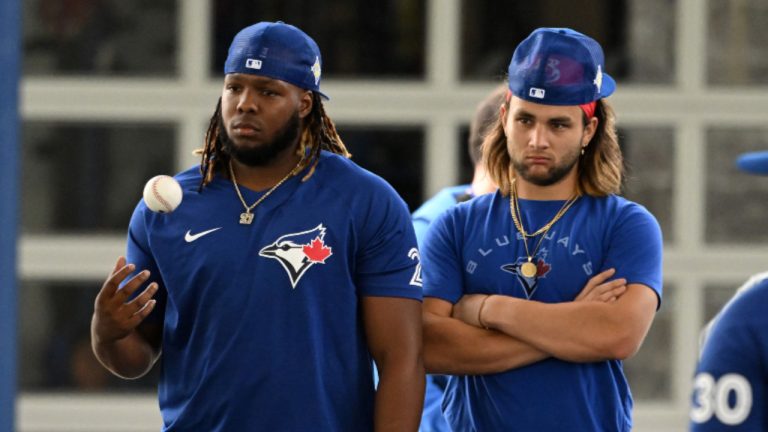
[91, 21, 424, 431]
[420, 28, 663, 431]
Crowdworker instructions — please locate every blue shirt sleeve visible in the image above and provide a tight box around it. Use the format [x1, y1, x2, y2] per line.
[124, 202, 166, 324]
[355, 182, 423, 301]
[420, 208, 466, 304]
[690, 279, 768, 430]
[602, 201, 663, 307]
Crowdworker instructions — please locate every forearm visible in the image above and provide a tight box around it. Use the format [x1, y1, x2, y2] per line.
[91, 328, 159, 379]
[423, 311, 548, 374]
[374, 353, 425, 432]
[483, 297, 635, 362]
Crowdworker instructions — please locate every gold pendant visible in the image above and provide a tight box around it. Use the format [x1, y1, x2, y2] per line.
[520, 261, 537, 278]
[239, 212, 254, 225]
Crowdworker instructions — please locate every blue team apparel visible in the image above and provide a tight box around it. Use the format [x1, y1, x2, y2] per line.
[508, 27, 616, 106]
[421, 191, 663, 432]
[126, 151, 422, 431]
[691, 272, 768, 431]
[225, 21, 329, 99]
[412, 184, 471, 432]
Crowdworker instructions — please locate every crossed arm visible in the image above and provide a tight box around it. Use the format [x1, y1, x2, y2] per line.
[423, 268, 657, 374]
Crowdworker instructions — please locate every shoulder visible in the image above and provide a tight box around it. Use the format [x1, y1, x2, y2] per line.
[174, 165, 204, 191]
[718, 272, 768, 320]
[584, 195, 661, 233]
[316, 151, 400, 197]
[412, 185, 469, 221]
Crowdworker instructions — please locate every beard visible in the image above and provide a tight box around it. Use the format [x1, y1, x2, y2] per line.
[511, 144, 581, 187]
[220, 110, 301, 167]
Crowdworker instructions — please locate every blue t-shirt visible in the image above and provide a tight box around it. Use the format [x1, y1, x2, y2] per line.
[421, 191, 663, 432]
[412, 185, 470, 432]
[690, 272, 768, 431]
[126, 151, 422, 431]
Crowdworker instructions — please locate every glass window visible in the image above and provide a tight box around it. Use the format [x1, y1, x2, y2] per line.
[704, 282, 740, 325]
[21, 122, 176, 234]
[624, 284, 674, 401]
[620, 127, 675, 243]
[23, 0, 177, 76]
[459, 0, 675, 83]
[18, 281, 158, 392]
[212, 0, 426, 78]
[705, 128, 768, 244]
[708, 0, 768, 85]
[338, 126, 424, 211]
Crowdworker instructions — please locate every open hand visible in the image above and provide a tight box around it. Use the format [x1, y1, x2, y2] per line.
[92, 256, 158, 344]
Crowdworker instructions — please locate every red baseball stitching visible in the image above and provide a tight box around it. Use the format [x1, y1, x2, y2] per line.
[152, 176, 174, 213]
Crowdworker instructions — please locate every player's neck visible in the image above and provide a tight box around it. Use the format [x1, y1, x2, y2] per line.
[515, 170, 578, 200]
[229, 144, 303, 192]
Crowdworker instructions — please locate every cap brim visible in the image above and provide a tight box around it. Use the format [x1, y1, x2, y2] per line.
[599, 73, 616, 99]
[736, 151, 768, 175]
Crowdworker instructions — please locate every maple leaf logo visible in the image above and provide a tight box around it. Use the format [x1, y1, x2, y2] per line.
[536, 259, 551, 277]
[303, 237, 332, 263]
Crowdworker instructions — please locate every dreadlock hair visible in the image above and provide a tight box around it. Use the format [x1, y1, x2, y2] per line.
[483, 96, 624, 197]
[196, 92, 351, 191]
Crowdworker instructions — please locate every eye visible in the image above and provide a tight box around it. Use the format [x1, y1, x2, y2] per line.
[225, 83, 242, 93]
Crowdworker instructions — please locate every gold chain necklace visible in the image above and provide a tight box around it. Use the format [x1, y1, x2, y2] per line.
[509, 179, 580, 278]
[228, 158, 303, 225]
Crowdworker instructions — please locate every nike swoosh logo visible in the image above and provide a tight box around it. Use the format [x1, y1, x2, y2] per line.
[184, 227, 222, 243]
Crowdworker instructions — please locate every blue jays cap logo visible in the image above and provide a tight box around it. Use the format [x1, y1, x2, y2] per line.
[259, 224, 333, 289]
[501, 256, 551, 299]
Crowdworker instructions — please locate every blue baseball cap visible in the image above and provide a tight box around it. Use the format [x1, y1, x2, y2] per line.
[508, 28, 616, 106]
[224, 21, 328, 99]
[736, 151, 768, 175]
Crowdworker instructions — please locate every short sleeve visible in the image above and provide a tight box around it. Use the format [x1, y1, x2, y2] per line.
[355, 184, 422, 301]
[124, 202, 166, 323]
[420, 208, 466, 304]
[602, 203, 663, 307]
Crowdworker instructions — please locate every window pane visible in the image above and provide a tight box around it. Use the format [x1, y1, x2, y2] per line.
[708, 0, 768, 85]
[18, 281, 158, 392]
[624, 283, 674, 401]
[460, 0, 675, 83]
[23, 0, 177, 76]
[21, 122, 176, 234]
[705, 128, 768, 244]
[620, 127, 675, 243]
[212, 1, 426, 78]
[338, 126, 424, 211]
[704, 282, 740, 325]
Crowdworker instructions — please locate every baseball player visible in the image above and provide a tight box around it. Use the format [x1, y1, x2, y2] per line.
[690, 150, 768, 431]
[90, 21, 424, 431]
[413, 85, 504, 432]
[420, 28, 663, 431]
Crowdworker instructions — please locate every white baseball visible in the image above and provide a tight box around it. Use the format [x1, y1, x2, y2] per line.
[143, 175, 183, 213]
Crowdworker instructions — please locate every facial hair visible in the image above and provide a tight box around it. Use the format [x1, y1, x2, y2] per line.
[220, 110, 301, 167]
[511, 141, 582, 187]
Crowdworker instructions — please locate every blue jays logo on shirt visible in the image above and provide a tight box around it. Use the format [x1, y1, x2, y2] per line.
[501, 257, 552, 299]
[259, 224, 333, 289]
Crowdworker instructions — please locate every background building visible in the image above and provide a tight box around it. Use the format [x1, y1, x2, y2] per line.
[15, 0, 768, 430]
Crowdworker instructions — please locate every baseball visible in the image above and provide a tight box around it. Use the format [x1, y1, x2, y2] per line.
[143, 175, 183, 213]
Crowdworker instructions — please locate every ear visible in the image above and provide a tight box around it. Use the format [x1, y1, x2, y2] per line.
[298, 91, 313, 118]
[582, 116, 599, 146]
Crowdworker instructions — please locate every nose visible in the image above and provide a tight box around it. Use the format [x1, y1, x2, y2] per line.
[236, 89, 258, 113]
[528, 123, 549, 149]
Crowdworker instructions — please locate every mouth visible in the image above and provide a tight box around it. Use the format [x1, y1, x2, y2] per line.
[525, 155, 551, 165]
[231, 121, 262, 137]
